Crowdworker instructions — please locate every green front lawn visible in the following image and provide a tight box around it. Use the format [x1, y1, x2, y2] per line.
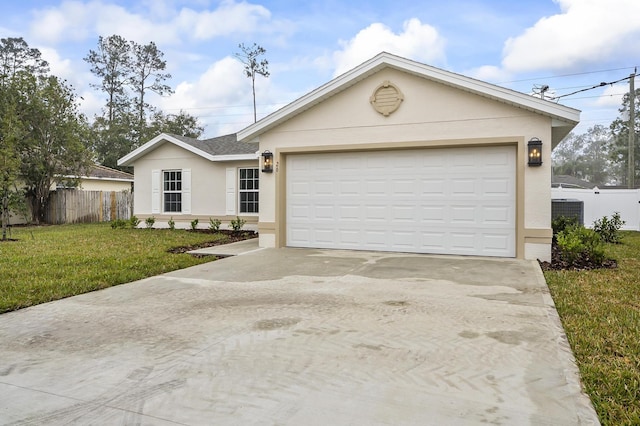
[545, 231, 640, 425]
[0, 223, 230, 313]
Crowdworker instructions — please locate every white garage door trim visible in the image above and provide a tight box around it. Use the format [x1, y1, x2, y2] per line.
[286, 146, 516, 257]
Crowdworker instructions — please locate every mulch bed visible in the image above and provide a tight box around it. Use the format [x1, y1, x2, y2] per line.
[167, 230, 258, 254]
[538, 241, 618, 271]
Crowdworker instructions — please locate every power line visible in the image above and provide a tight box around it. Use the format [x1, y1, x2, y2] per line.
[550, 75, 633, 101]
[498, 66, 639, 84]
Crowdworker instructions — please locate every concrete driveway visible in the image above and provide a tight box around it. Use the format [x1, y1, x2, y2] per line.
[0, 247, 599, 425]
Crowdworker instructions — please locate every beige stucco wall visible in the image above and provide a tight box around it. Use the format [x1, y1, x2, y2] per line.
[256, 68, 555, 260]
[130, 142, 259, 228]
[76, 179, 132, 192]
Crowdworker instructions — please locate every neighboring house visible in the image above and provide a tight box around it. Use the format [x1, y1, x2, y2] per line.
[57, 164, 134, 192]
[8, 164, 134, 225]
[118, 133, 259, 229]
[552, 175, 597, 189]
[120, 52, 580, 261]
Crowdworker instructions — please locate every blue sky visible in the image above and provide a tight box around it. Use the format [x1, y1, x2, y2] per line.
[1, 0, 639, 138]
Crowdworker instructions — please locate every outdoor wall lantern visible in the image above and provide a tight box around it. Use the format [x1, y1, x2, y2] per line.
[527, 138, 543, 167]
[261, 150, 274, 173]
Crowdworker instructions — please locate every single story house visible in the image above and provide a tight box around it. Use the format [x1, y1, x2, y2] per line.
[120, 52, 580, 261]
[118, 133, 260, 229]
[8, 164, 135, 225]
[57, 164, 134, 192]
[551, 174, 597, 189]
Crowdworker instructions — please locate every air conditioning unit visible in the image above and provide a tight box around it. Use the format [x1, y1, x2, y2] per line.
[551, 199, 584, 225]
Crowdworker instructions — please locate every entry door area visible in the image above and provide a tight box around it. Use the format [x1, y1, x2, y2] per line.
[286, 146, 516, 257]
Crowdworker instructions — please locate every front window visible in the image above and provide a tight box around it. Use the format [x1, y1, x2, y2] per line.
[164, 170, 182, 212]
[239, 168, 259, 213]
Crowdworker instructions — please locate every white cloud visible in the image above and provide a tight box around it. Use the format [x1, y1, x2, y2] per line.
[159, 56, 266, 136]
[502, 0, 640, 73]
[594, 83, 627, 108]
[175, 1, 271, 40]
[29, 1, 179, 45]
[38, 47, 74, 81]
[331, 18, 446, 76]
[28, 0, 275, 45]
[466, 65, 512, 83]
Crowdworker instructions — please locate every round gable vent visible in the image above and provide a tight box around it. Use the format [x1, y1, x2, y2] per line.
[369, 80, 404, 116]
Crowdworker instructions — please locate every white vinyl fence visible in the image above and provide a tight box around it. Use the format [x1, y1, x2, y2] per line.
[552, 187, 640, 231]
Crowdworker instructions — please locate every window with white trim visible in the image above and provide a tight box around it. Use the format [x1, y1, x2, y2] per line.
[163, 170, 182, 212]
[239, 168, 259, 213]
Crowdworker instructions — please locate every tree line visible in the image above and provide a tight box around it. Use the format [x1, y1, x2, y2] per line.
[0, 35, 207, 233]
[0, 35, 269, 235]
[553, 88, 640, 187]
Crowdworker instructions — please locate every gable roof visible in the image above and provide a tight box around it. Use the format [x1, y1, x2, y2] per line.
[117, 133, 259, 167]
[237, 52, 580, 146]
[552, 174, 597, 189]
[86, 164, 134, 181]
[61, 164, 134, 182]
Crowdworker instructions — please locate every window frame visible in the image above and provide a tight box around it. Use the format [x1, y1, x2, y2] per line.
[238, 167, 259, 214]
[163, 169, 183, 213]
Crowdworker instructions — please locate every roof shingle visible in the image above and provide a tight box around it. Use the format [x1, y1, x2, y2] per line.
[168, 133, 258, 156]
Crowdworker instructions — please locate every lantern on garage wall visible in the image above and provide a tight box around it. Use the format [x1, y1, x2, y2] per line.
[527, 138, 543, 167]
[261, 150, 274, 173]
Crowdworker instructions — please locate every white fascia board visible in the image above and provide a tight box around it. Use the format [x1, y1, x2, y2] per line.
[117, 133, 180, 166]
[209, 153, 259, 162]
[82, 177, 134, 182]
[59, 174, 133, 182]
[117, 133, 257, 166]
[237, 52, 580, 142]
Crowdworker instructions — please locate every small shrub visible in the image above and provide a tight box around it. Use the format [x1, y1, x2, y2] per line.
[129, 215, 141, 228]
[229, 216, 246, 231]
[557, 224, 605, 265]
[190, 218, 199, 230]
[209, 217, 221, 232]
[168, 217, 175, 230]
[110, 219, 127, 229]
[145, 216, 155, 229]
[593, 212, 625, 243]
[552, 215, 578, 235]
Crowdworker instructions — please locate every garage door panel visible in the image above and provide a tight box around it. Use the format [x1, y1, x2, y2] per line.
[314, 204, 335, 220]
[315, 228, 336, 245]
[421, 231, 447, 249]
[482, 178, 512, 196]
[421, 179, 446, 196]
[364, 205, 388, 221]
[421, 206, 446, 223]
[482, 206, 511, 224]
[451, 206, 478, 223]
[315, 180, 334, 195]
[287, 146, 515, 257]
[482, 234, 511, 251]
[451, 153, 477, 168]
[450, 232, 477, 251]
[338, 205, 360, 221]
[366, 180, 387, 196]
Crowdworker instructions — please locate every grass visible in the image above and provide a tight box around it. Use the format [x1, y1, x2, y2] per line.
[0, 223, 231, 314]
[544, 231, 640, 425]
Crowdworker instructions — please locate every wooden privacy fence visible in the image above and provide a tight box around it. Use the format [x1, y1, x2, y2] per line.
[43, 190, 133, 224]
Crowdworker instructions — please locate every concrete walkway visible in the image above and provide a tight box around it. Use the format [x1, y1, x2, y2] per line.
[188, 237, 262, 257]
[0, 248, 599, 425]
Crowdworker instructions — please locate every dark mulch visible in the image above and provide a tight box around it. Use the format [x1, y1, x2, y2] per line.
[538, 241, 617, 271]
[167, 230, 257, 254]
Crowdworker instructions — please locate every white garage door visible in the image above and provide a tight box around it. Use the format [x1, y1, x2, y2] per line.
[286, 146, 516, 257]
